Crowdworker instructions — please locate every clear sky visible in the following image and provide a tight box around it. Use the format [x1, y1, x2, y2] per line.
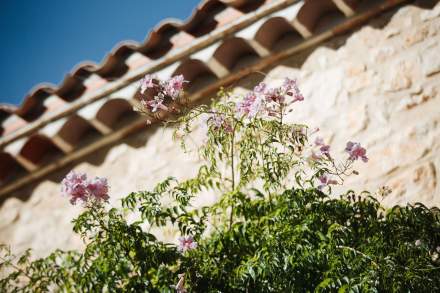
[0, 0, 201, 105]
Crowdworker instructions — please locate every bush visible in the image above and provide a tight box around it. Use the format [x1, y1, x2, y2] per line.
[1, 76, 439, 292]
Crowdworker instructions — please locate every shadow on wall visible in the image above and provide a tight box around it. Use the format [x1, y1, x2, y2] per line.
[1, 0, 438, 205]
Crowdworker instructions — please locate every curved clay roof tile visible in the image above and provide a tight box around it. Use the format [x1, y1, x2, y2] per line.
[173, 58, 217, 82]
[55, 74, 87, 102]
[71, 62, 100, 76]
[181, 0, 226, 33]
[255, 16, 298, 50]
[0, 104, 18, 116]
[0, 152, 24, 183]
[219, 0, 258, 8]
[111, 42, 139, 57]
[94, 44, 138, 79]
[212, 37, 259, 70]
[95, 98, 134, 128]
[10, 85, 57, 121]
[296, 0, 340, 34]
[18, 133, 63, 166]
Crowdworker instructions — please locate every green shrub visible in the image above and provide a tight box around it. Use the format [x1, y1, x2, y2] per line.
[1, 76, 439, 292]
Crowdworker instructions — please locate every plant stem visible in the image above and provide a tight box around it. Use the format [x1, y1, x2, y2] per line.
[336, 245, 379, 268]
[258, 129, 272, 203]
[229, 121, 236, 231]
[280, 103, 283, 125]
[89, 204, 139, 275]
[0, 255, 33, 281]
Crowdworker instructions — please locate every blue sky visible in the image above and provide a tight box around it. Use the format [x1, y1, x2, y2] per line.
[0, 0, 200, 105]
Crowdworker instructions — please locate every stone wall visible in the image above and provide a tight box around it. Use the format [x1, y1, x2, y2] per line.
[1, 2, 439, 258]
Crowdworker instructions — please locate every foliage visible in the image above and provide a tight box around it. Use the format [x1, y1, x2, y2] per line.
[1, 77, 439, 292]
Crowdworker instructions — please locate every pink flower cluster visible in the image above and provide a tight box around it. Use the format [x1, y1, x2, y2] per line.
[345, 142, 368, 162]
[178, 235, 198, 252]
[139, 74, 187, 113]
[61, 171, 109, 205]
[236, 78, 304, 119]
[236, 91, 264, 118]
[208, 112, 233, 133]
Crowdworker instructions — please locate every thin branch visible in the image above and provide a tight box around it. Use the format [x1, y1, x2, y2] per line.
[336, 245, 379, 268]
[229, 120, 237, 231]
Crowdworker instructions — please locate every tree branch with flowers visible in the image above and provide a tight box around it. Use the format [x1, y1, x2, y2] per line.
[1, 74, 439, 292]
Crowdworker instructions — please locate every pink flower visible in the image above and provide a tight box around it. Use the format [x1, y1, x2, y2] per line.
[253, 82, 267, 93]
[345, 141, 368, 162]
[314, 137, 331, 158]
[236, 78, 304, 119]
[173, 273, 187, 293]
[319, 145, 331, 156]
[282, 77, 296, 89]
[236, 92, 263, 118]
[415, 239, 422, 247]
[61, 171, 109, 205]
[255, 82, 286, 104]
[165, 74, 186, 99]
[264, 87, 284, 104]
[311, 127, 320, 135]
[178, 235, 198, 252]
[143, 94, 168, 113]
[314, 137, 324, 146]
[282, 77, 304, 102]
[87, 177, 109, 202]
[208, 113, 233, 133]
[318, 175, 338, 190]
[139, 75, 186, 113]
[168, 74, 186, 90]
[61, 171, 89, 205]
[140, 74, 156, 94]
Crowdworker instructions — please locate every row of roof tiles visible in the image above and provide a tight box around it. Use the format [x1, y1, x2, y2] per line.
[0, 0, 359, 139]
[0, 0, 275, 128]
[0, 0, 407, 195]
